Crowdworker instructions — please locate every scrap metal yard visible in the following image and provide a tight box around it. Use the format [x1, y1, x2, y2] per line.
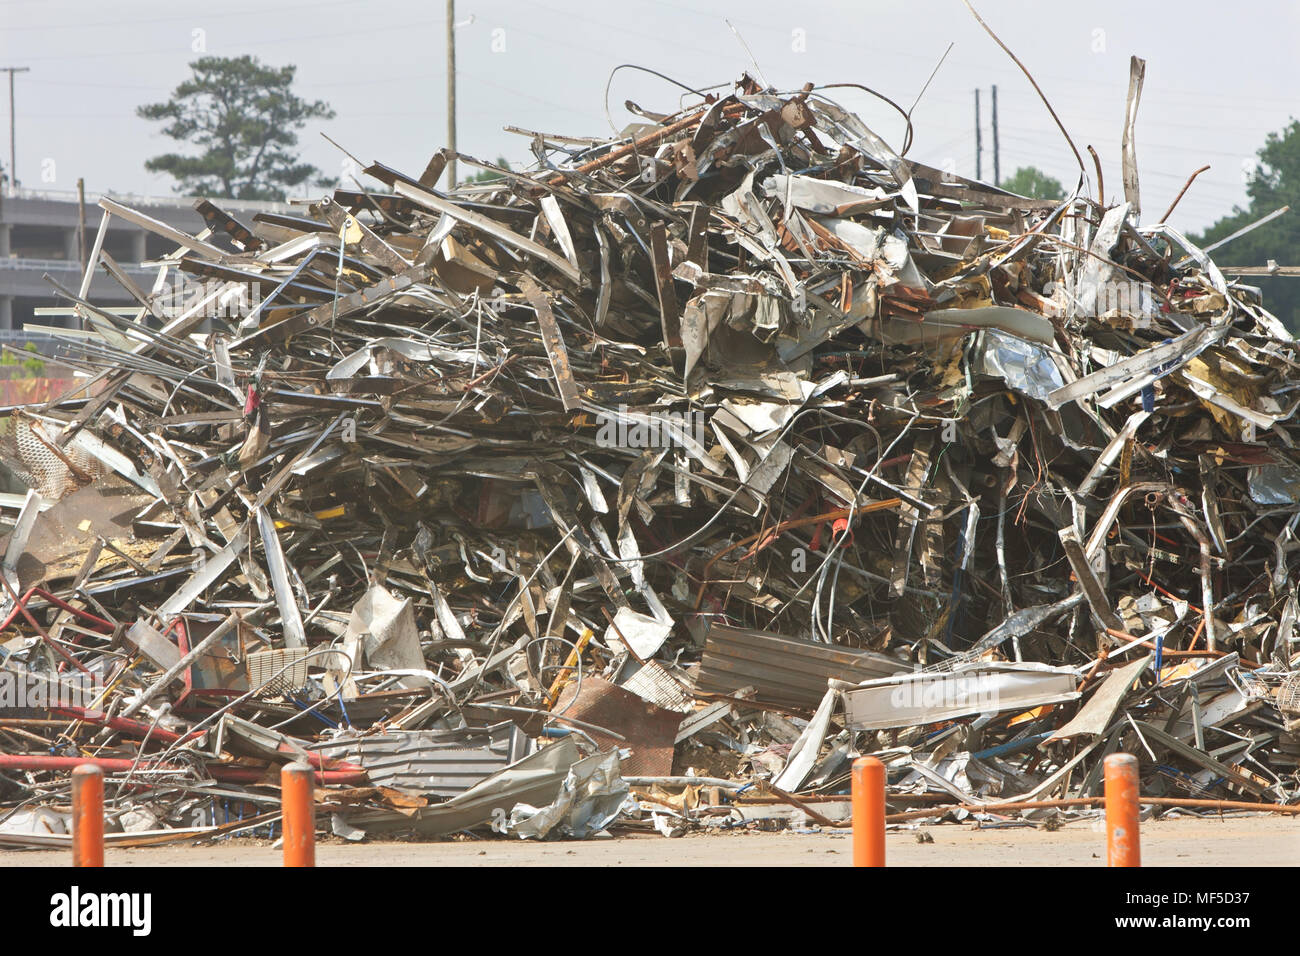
[0, 2, 1296, 871]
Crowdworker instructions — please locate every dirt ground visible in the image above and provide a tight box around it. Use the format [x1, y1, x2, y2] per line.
[1, 814, 1296, 866]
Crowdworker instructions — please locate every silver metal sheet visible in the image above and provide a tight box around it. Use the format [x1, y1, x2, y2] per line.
[1045, 654, 1150, 744]
[843, 662, 1080, 730]
[976, 329, 1067, 400]
[696, 623, 908, 712]
[339, 735, 580, 836]
[310, 722, 530, 797]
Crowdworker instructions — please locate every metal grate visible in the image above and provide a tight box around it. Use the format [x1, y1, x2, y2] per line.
[247, 647, 312, 697]
[1278, 673, 1300, 716]
[0, 417, 101, 501]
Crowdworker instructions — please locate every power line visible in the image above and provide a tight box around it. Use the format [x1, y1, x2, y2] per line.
[623, 0, 1300, 110]
[2, 0, 366, 32]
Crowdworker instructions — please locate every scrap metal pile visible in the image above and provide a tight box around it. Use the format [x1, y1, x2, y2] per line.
[1, 71, 1298, 846]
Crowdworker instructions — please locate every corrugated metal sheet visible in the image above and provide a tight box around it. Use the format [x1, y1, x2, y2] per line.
[309, 721, 530, 797]
[695, 624, 908, 712]
[340, 736, 580, 836]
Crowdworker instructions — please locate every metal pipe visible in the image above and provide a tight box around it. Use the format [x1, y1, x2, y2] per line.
[52, 706, 201, 744]
[0, 754, 366, 786]
[623, 776, 742, 790]
[885, 795, 1300, 823]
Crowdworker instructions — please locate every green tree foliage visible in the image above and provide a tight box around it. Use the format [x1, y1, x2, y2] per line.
[1001, 166, 1065, 200]
[138, 56, 335, 201]
[1194, 120, 1300, 332]
[0, 343, 46, 379]
[464, 157, 513, 185]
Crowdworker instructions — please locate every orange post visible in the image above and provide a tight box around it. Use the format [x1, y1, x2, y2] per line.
[71, 763, 104, 867]
[281, 762, 315, 867]
[1104, 753, 1141, 867]
[851, 756, 886, 867]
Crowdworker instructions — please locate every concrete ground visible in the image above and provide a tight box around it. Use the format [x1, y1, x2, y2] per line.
[1, 814, 1296, 866]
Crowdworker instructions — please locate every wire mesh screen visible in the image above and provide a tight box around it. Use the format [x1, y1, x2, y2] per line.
[1279, 674, 1300, 716]
[0, 417, 102, 502]
[247, 647, 312, 698]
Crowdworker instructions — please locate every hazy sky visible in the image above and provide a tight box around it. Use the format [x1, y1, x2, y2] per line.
[3, 0, 1298, 235]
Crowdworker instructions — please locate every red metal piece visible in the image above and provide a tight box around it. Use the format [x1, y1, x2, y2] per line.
[0, 586, 114, 635]
[0, 580, 108, 676]
[831, 516, 855, 546]
[166, 617, 198, 708]
[0, 755, 138, 772]
[0, 754, 366, 786]
[51, 706, 204, 745]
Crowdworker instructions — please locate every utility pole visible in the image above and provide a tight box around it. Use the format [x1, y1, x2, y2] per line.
[77, 178, 87, 273]
[2, 67, 30, 196]
[974, 88, 982, 182]
[446, 0, 456, 188]
[991, 84, 1000, 187]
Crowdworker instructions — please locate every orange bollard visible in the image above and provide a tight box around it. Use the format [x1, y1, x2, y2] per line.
[851, 756, 886, 867]
[281, 762, 315, 867]
[1104, 753, 1141, 867]
[71, 763, 104, 867]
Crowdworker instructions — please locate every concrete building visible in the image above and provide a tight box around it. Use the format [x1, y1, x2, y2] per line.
[0, 187, 291, 338]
